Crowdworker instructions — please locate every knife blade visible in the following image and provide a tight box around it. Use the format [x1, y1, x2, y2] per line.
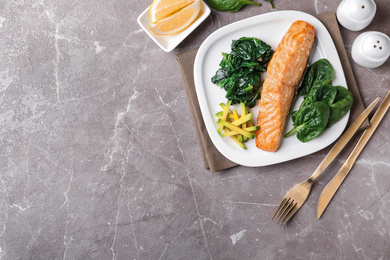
[317, 89, 390, 219]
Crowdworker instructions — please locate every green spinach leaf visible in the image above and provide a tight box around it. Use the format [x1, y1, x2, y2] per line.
[204, 0, 274, 12]
[298, 59, 335, 96]
[204, 0, 261, 12]
[326, 86, 353, 128]
[299, 84, 337, 109]
[285, 58, 353, 143]
[285, 101, 330, 142]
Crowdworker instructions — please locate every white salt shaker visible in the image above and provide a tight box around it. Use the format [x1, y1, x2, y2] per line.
[352, 31, 390, 68]
[337, 0, 376, 31]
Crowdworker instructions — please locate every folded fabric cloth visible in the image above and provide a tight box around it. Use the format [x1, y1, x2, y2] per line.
[176, 12, 368, 173]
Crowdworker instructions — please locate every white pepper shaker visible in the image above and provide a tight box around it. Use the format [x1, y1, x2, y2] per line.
[352, 31, 390, 68]
[337, 0, 376, 31]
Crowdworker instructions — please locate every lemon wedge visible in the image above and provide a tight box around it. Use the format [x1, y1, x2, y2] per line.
[150, 0, 201, 35]
[149, 0, 195, 24]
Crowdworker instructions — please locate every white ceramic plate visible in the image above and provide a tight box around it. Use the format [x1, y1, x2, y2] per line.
[137, 1, 211, 52]
[194, 10, 350, 167]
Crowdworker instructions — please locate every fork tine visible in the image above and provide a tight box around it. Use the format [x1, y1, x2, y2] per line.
[277, 200, 296, 225]
[272, 198, 288, 220]
[273, 198, 290, 222]
[281, 204, 300, 225]
[273, 198, 293, 223]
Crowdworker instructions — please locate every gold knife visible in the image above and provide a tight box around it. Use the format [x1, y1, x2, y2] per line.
[317, 89, 390, 218]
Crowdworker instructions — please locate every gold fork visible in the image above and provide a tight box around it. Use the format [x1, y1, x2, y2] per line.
[272, 97, 380, 225]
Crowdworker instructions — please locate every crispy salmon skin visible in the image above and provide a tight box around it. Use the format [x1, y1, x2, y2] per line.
[255, 20, 315, 152]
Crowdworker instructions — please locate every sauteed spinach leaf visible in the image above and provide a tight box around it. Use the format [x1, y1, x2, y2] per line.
[211, 37, 273, 107]
[231, 37, 273, 63]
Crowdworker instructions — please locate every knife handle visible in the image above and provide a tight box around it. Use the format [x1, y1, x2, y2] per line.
[332, 89, 390, 181]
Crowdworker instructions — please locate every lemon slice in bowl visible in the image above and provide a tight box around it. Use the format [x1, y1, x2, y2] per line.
[149, 0, 195, 24]
[150, 0, 201, 35]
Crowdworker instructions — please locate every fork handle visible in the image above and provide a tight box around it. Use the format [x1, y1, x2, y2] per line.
[308, 95, 381, 182]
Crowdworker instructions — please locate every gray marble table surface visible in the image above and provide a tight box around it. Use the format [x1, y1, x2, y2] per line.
[0, 0, 389, 259]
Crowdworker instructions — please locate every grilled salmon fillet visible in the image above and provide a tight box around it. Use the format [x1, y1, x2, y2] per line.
[256, 20, 315, 152]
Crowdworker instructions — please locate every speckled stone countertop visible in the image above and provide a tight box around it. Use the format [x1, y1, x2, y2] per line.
[0, 0, 389, 259]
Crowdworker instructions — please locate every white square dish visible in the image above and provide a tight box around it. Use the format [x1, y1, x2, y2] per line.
[137, 1, 211, 52]
[193, 10, 350, 167]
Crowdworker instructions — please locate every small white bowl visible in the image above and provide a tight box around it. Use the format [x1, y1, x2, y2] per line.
[337, 0, 376, 31]
[352, 31, 390, 68]
[137, 1, 211, 52]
